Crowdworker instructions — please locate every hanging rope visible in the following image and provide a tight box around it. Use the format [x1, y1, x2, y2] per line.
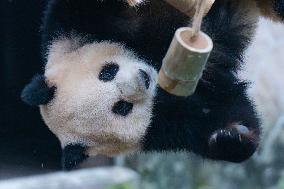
[190, 0, 207, 40]
[127, 0, 141, 6]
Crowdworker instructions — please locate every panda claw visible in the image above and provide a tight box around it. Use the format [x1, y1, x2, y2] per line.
[208, 125, 258, 163]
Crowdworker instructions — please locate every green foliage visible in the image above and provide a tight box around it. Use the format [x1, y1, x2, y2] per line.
[107, 182, 135, 189]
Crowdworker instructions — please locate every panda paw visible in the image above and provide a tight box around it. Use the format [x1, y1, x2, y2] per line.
[208, 124, 258, 162]
[62, 144, 88, 171]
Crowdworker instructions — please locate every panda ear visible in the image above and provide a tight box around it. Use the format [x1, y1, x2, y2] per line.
[62, 144, 89, 171]
[21, 74, 56, 106]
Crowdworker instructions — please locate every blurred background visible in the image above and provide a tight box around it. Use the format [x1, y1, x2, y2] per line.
[0, 0, 284, 189]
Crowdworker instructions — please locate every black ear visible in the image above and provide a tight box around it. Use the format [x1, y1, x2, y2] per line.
[62, 144, 89, 171]
[21, 74, 56, 106]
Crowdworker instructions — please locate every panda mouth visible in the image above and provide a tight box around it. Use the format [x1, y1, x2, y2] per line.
[112, 100, 134, 116]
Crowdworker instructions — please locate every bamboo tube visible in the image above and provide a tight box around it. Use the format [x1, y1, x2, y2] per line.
[158, 27, 213, 96]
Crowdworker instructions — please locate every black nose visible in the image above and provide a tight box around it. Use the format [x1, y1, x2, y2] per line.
[139, 69, 150, 89]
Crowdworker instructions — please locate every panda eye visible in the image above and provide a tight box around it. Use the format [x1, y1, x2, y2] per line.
[112, 100, 133, 116]
[99, 62, 119, 82]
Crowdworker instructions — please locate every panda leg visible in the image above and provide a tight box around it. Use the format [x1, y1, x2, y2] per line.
[62, 144, 89, 170]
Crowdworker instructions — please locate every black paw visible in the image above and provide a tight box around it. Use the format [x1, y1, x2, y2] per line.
[208, 124, 258, 162]
[62, 144, 88, 171]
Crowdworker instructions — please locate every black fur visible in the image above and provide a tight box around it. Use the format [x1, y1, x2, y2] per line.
[27, 0, 261, 167]
[21, 74, 55, 106]
[274, 0, 284, 20]
[62, 144, 88, 170]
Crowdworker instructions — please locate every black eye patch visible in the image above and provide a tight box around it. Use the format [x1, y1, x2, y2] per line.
[99, 62, 119, 82]
[112, 100, 133, 116]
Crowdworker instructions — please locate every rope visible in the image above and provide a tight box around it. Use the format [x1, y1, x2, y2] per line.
[190, 0, 207, 40]
[127, 0, 139, 6]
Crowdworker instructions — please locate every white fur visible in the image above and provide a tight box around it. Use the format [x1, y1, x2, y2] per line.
[40, 39, 157, 156]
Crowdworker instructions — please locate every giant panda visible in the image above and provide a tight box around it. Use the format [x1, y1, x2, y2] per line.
[21, 0, 284, 170]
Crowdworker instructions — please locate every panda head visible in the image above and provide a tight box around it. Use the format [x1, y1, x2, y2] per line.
[22, 38, 157, 156]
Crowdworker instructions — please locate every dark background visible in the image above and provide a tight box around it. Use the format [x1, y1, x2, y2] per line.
[0, 0, 61, 178]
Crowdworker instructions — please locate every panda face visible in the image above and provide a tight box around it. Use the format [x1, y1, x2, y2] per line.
[40, 39, 157, 155]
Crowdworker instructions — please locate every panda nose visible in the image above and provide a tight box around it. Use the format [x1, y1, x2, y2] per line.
[139, 69, 150, 89]
[117, 69, 151, 102]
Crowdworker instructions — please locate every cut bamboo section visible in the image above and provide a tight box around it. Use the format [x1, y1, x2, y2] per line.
[158, 27, 213, 96]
